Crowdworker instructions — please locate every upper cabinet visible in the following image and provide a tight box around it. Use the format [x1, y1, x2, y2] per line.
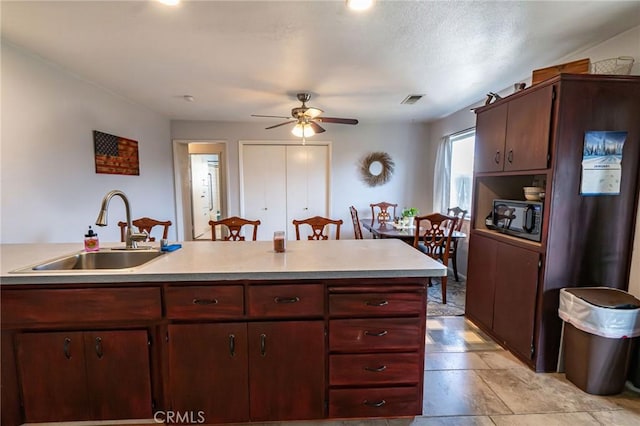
[474, 84, 554, 173]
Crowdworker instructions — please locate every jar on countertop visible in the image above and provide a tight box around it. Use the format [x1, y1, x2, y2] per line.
[84, 226, 99, 252]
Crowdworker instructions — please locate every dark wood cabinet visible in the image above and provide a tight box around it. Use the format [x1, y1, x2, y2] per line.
[248, 321, 325, 421]
[474, 84, 553, 173]
[168, 323, 250, 423]
[16, 330, 152, 423]
[467, 74, 640, 371]
[2, 277, 428, 424]
[328, 285, 426, 418]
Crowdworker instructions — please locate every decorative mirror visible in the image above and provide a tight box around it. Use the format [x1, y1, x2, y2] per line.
[360, 151, 394, 187]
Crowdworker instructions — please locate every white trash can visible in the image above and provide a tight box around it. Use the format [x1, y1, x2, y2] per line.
[558, 287, 640, 395]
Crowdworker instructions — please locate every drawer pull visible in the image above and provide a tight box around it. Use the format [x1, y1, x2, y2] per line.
[260, 333, 267, 357]
[494, 150, 501, 164]
[274, 296, 300, 304]
[364, 399, 386, 408]
[507, 149, 514, 163]
[63, 337, 72, 359]
[95, 337, 104, 359]
[364, 365, 387, 372]
[365, 300, 389, 307]
[229, 334, 236, 357]
[364, 330, 388, 337]
[192, 298, 219, 305]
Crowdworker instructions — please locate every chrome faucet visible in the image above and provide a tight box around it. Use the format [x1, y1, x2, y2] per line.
[95, 190, 149, 249]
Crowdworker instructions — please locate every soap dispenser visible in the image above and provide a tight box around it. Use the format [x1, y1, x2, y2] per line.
[84, 226, 99, 252]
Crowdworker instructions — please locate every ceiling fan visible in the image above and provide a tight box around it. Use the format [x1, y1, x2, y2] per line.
[251, 93, 358, 138]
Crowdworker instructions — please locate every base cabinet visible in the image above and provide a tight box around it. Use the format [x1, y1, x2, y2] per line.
[16, 330, 152, 423]
[2, 278, 427, 425]
[466, 234, 540, 362]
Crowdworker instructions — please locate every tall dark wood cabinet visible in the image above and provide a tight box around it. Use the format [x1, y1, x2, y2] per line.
[466, 74, 640, 372]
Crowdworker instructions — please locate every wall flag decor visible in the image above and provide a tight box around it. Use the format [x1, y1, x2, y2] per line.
[360, 151, 394, 187]
[93, 130, 139, 175]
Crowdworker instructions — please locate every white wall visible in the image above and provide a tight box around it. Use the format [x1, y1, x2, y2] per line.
[170, 121, 431, 239]
[1, 42, 175, 244]
[426, 25, 640, 291]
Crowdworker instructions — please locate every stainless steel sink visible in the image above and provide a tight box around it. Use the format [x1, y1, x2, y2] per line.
[28, 250, 165, 271]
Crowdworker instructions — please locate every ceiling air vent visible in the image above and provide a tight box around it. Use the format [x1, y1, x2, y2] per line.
[401, 94, 424, 105]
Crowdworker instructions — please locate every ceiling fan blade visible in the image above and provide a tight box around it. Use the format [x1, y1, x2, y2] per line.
[317, 117, 359, 125]
[265, 120, 296, 130]
[252, 114, 291, 119]
[309, 121, 326, 134]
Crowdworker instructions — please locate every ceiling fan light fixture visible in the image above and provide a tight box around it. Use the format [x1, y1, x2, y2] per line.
[346, 0, 374, 11]
[292, 122, 316, 138]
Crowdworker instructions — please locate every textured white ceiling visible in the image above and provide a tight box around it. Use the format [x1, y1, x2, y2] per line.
[2, 1, 639, 124]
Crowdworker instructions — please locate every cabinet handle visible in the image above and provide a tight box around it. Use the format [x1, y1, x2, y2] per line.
[364, 399, 386, 407]
[95, 337, 104, 359]
[507, 150, 513, 163]
[365, 300, 388, 307]
[262, 207, 268, 211]
[193, 298, 218, 305]
[63, 337, 72, 359]
[274, 296, 300, 304]
[229, 334, 235, 357]
[494, 151, 500, 164]
[364, 365, 387, 372]
[260, 333, 267, 357]
[364, 330, 388, 337]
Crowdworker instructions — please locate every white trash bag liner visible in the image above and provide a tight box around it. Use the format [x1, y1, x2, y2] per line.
[559, 287, 640, 339]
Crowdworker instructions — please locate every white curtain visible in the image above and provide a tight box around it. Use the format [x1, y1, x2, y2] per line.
[433, 135, 452, 214]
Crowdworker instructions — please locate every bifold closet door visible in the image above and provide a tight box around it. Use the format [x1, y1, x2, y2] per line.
[241, 145, 287, 241]
[242, 144, 329, 241]
[286, 145, 329, 239]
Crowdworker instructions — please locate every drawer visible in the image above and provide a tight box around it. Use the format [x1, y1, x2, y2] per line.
[247, 284, 324, 318]
[329, 386, 421, 418]
[329, 292, 423, 317]
[330, 353, 421, 386]
[1, 287, 162, 326]
[330, 318, 422, 352]
[165, 285, 244, 319]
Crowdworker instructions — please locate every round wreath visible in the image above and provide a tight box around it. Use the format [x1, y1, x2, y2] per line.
[359, 151, 395, 187]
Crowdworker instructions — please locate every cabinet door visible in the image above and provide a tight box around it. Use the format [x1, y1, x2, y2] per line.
[474, 103, 507, 173]
[492, 243, 540, 361]
[248, 321, 325, 421]
[465, 234, 498, 330]
[241, 145, 287, 240]
[16, 332, 90, 422]
[84, 330, 153, 420]
[504, 84, 554, 171]
[168, 323, 249, 423]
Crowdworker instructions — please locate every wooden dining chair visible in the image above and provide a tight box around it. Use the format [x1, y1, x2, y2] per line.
[349, 206, 363, 240]
[370, 201, 397, 225]
[293, 216, 343, 240]
[209, 216, 261, 241]
[447, 206, 468, 281]
[118, 217, 172, 242]
[413, 213, 458, 304]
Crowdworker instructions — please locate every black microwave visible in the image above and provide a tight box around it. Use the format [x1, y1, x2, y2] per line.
[491, 199, 543, 242]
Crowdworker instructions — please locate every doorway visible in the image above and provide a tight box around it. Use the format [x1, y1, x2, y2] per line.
[173, 141, 228, 241]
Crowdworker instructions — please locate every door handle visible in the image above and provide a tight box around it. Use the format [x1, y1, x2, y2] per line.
[63, 337, 72, 359]
[95, 337, 104, 359]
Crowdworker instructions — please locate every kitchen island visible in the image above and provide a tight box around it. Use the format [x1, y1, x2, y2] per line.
[1, 239, 445, 425]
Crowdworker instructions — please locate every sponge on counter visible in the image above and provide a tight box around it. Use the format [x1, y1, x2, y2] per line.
[161, 244, 182, 252]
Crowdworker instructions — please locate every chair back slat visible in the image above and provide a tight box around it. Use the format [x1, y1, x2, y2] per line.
[293, 216, 343, 240]
[209, 216, 261, 241]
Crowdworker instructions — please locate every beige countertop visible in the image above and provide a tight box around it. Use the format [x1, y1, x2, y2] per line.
[0, 239, 446, 285]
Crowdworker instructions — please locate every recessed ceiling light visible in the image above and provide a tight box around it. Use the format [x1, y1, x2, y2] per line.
[346, 0, 374, 12]
[183, 95, 194, 102]
[401, 95, 425, 105]
[158, 0, 180, 6]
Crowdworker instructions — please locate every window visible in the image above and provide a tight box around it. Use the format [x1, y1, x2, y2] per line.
[449, 129, 475, 217]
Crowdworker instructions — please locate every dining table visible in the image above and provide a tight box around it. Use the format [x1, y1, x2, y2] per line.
[360, 219, 466, 244]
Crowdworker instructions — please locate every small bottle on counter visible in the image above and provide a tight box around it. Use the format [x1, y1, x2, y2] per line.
[84, 226, 99, 252]
[273, 231, 285, 253]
